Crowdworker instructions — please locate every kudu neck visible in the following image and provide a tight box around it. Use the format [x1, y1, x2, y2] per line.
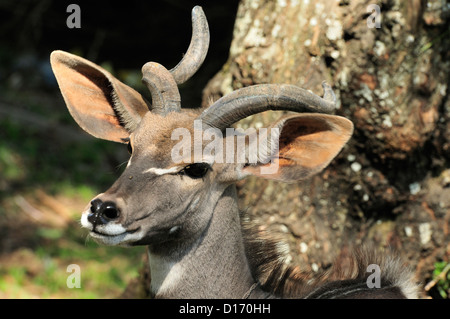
[148, 185, 265, 298]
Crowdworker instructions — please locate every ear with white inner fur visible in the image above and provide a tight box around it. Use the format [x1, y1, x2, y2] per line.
[50, 50, 150, 143]
[241, 113, 354, 182]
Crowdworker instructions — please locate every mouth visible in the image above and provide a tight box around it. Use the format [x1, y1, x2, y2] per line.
[88, 228, 142, 246]
[81, 213, 143, 246]
[90, 227, 139, 238]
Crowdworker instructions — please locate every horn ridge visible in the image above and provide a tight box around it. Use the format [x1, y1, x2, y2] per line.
[198, 83, 337, 130]
[141, 6, 209, 116]
[169, 6, 210, 85]
[142, 62, 181, 115]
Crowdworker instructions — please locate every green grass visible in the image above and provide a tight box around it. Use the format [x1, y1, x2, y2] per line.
[0, 93, 146, 298]
[0, 144, 25, 181]
[431, 261, 450, 299]
[0, 224, 146, 299]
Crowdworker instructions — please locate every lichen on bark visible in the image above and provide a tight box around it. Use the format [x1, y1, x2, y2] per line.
[202, 0, 450, 298]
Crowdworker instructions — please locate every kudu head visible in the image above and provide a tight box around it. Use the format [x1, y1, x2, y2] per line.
[50, 6, 353, 252]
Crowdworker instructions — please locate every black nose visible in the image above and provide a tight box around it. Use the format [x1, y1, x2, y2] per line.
[88, 199, 120, 226]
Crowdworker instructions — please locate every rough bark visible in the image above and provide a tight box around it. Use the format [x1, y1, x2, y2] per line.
[202, 0, 449, 298]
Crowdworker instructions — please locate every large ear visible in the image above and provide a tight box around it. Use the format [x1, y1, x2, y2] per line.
[50, 50, 150, 143]
[242, 114, 354, 182]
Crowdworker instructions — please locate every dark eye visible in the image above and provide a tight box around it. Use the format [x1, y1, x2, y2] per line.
[127, 142, 132, 154]
[181, 163, 210, 179]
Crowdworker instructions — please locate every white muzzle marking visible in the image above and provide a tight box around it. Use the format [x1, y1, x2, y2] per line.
[81, 210, 144, 246]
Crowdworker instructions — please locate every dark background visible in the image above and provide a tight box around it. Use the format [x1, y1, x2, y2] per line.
[0, 0, 240, 107]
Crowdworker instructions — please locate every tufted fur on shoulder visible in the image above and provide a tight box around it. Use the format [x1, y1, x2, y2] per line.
[241, 213, 419, 299]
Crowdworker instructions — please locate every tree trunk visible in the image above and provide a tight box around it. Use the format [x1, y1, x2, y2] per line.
[202, 0, 449, 298]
